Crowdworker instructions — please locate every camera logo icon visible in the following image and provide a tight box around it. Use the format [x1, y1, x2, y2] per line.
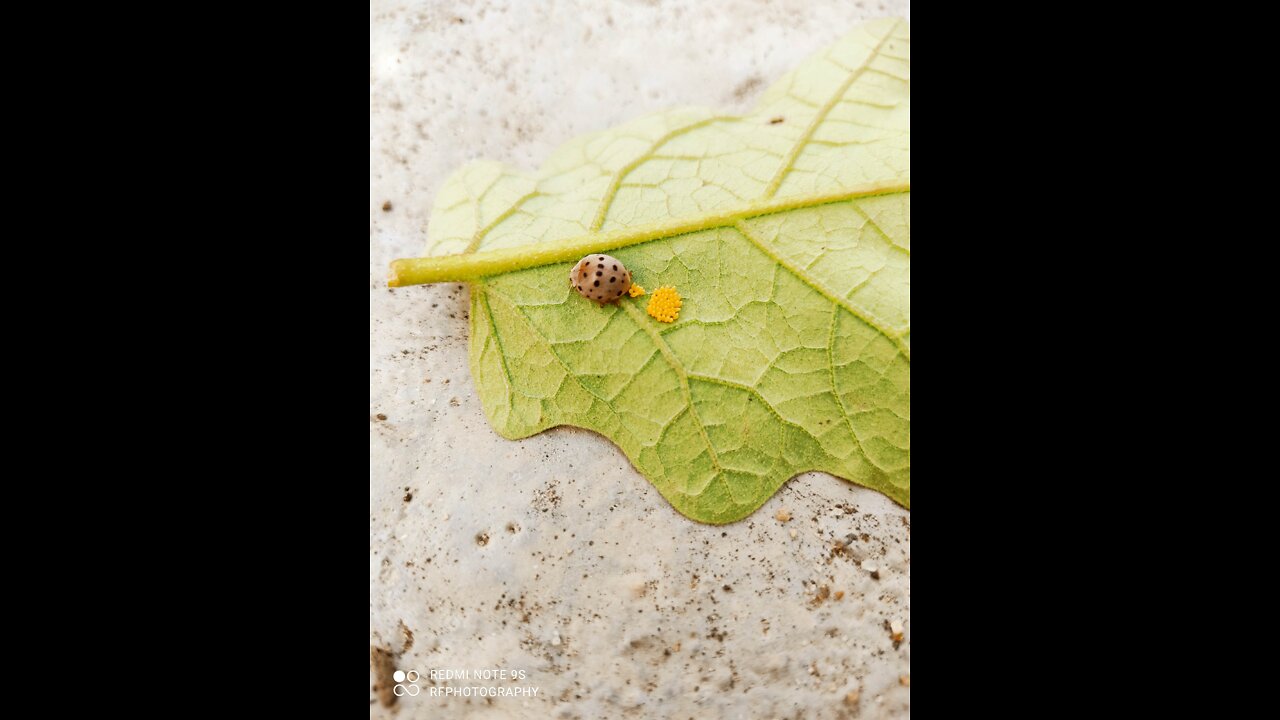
[393, 669, 420, 697]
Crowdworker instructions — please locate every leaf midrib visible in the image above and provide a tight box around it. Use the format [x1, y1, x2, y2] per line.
[389, 182, 910, 285]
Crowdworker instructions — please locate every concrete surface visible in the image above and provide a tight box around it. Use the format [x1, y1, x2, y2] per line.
[370, 1, 910, 717]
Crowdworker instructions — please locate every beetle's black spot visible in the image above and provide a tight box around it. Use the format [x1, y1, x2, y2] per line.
[598, 263, 604, 269]
[598, 256, 604, 261]
[596, 271, 602, 276]
[613, 265, 618, 271]
[594, 280, 599, 287]
[609, 277, 616, 283]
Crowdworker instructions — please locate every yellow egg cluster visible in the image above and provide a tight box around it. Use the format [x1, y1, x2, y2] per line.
[646, 286, 682, 323]
[628, 283, 646, 298]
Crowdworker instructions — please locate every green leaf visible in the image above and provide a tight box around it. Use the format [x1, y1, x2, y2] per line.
[391, 18, 910, 523]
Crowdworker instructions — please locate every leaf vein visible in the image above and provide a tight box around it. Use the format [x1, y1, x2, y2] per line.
[590, 115, 732, 231]
[619, 301, 723, 474]
[732, 220, 909, 361]
[762, 20, 900, 198]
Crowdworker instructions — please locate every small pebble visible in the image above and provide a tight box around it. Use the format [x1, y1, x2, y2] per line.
[789, 529, 797, 539]
[381, 200, 392, 211]
[889, 619, 904, 642]
[775, 509, 792, 523]
[899, 675, 910, 687]
[844, 690, 860, 706]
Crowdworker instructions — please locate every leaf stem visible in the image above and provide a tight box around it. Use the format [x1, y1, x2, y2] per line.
[387, 182, 909, 287]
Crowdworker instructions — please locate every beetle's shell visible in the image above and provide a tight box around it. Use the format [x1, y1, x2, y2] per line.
[570, 254, 631, 304]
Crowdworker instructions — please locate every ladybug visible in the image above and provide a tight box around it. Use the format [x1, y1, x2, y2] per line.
[569, 254, 631, 305]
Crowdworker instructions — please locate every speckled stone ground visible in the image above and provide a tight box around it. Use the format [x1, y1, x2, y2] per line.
[370, 2, 910, 717]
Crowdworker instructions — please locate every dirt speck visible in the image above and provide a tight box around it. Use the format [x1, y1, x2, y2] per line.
[769, 116, 785, 124]
[375, 413, 387, 421]
[381, 200, 392, 212]
[887, 619, 904, 647]
[370, 645, 398, 707]
[403, 492, 413, 503]
[733, 75, 763, 101]
[400, 620, 415, 652]
[476, 532, 490, 547]
[533, 483, 561, 512]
